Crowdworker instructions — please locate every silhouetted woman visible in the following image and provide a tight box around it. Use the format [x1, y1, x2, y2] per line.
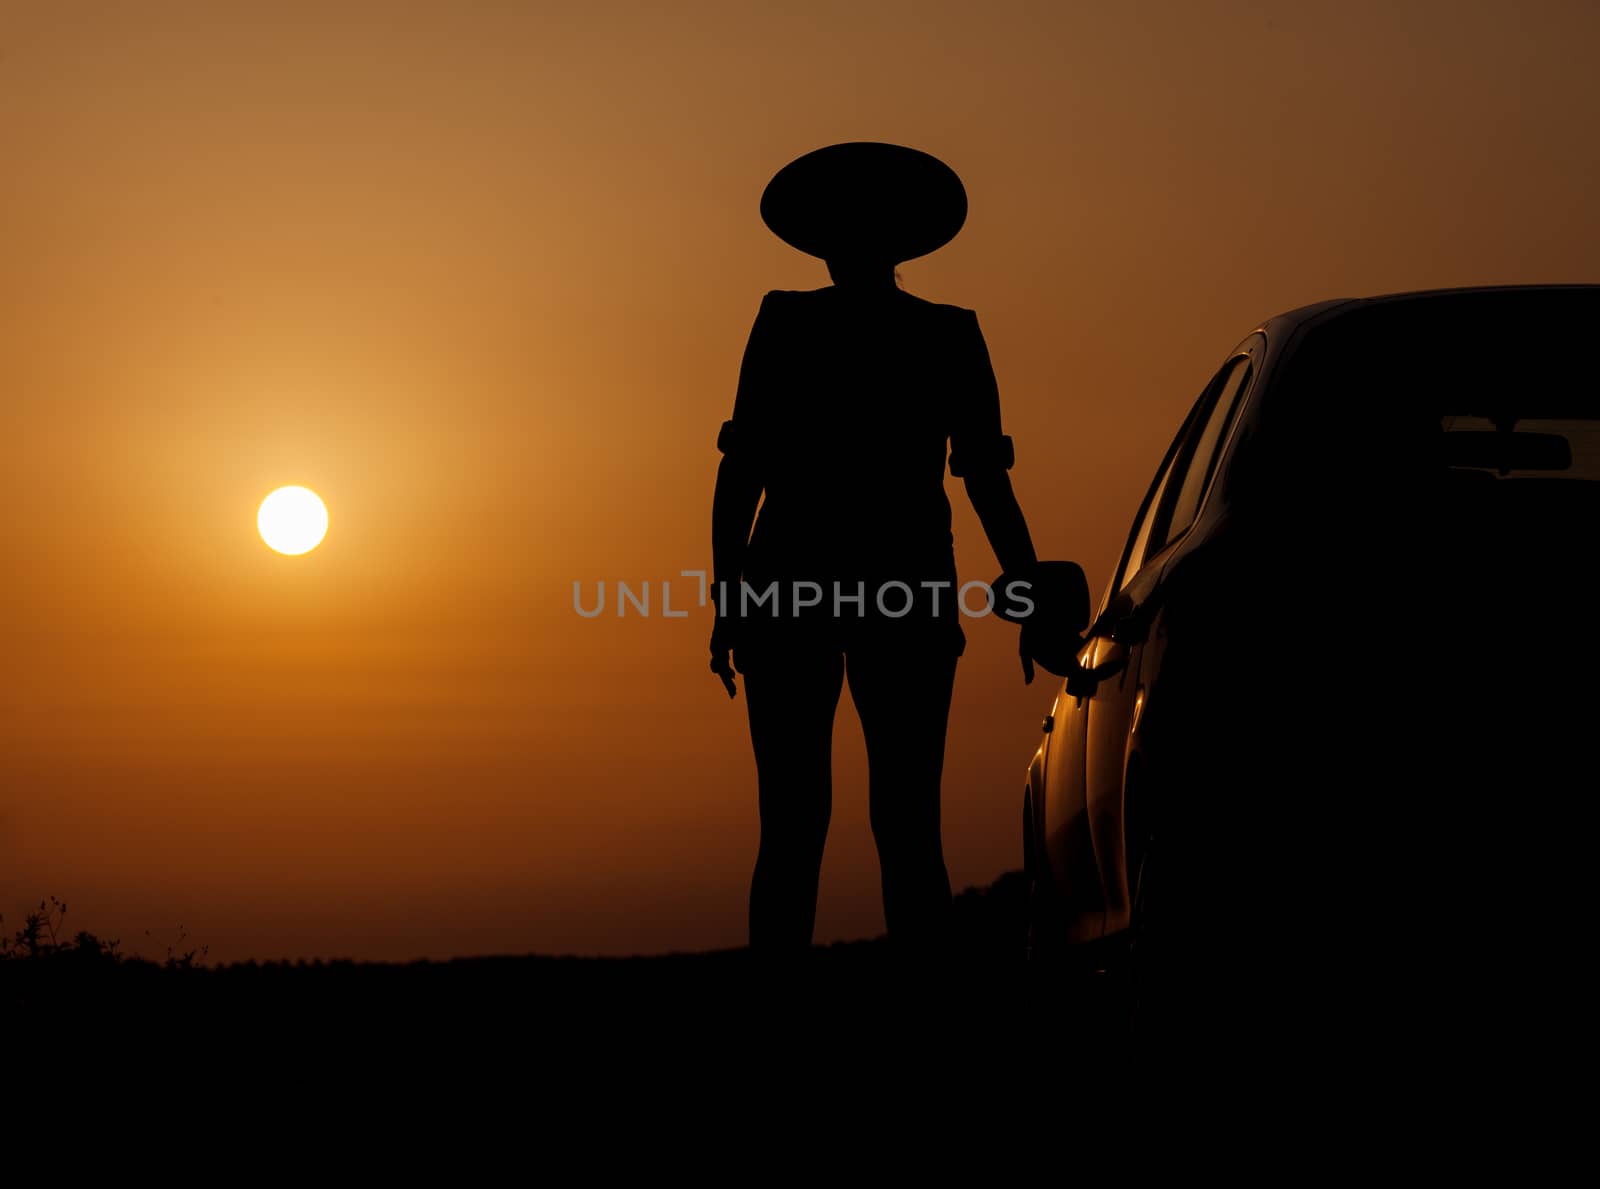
[710, 143, 1039, 951]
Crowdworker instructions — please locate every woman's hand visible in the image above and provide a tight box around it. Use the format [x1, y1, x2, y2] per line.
[1018, 631, 1036, 685]
[709, 614, 738, 699]
[1021, 617, 1089, 682]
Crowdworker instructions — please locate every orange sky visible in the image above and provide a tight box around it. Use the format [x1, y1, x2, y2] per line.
[3, 0, 1598, 960]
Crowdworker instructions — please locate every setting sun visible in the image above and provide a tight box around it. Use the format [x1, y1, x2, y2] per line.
[257, 486, 329, 555]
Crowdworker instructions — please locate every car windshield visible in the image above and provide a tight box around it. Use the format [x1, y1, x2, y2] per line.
[1238, 292, 1597, 624]
[1272, 291, 1600, 492]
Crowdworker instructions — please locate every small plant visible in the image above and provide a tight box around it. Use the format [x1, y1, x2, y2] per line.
[155, 924, 209, 970]
[0, 896, 122, 963]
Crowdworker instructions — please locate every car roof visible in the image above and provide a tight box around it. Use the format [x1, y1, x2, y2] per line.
[1257, 283, 1600, 342]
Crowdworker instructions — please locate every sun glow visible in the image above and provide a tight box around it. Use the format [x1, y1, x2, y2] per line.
[257, 486, 329, 555]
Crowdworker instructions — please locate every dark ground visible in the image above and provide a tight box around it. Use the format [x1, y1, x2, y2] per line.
[4, 871, 1132, 1046]
[12, 872, 1510, 1093]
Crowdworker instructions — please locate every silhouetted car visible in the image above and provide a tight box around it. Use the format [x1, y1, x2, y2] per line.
[1015, 286, 1600, 1033]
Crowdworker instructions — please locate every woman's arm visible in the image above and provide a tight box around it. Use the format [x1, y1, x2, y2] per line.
[709, 451, 761, 698]
[950, 308, 1042, 681]
[712, 452, 762, 608]
[964, 468, 1037, 576]
[708, 295, 779, 697]
[965, 467, 1043, 685]
[950, 308, 1036, 572]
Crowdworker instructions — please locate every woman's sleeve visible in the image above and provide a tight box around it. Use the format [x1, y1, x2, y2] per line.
[946, 308, 1016, 478]
[717, 292, 781, 463]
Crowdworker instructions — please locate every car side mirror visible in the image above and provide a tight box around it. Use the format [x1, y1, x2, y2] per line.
[991, 562, 1091, 679]
[989, 560, 1090, 632]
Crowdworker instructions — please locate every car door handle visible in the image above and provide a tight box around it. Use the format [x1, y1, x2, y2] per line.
[1091, 641, 1129, 681]
[1065, 641, 1128, 697]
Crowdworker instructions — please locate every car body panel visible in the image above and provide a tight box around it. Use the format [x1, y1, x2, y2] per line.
[1036, 636, 1102, 943]
[1022, 284, 1600, 960]
[1024, 360, 1240, 944]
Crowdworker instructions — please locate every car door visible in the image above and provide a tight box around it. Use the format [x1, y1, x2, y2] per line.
[1038, 406, 1196, 941]
[1080, 352, 1256, 938]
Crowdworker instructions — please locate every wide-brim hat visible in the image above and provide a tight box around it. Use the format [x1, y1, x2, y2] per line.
[760, 142, 967, 264]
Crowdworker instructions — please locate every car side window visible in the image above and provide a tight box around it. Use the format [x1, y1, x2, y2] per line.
[1112, 353, 1253, 598]
[1159, 355, 1252, 545]
[1116, 460, 1177, 593]
[1111, 397, 1201, 596]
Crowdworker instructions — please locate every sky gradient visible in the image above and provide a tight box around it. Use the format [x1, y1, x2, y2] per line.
[4, 0, 1598, 960]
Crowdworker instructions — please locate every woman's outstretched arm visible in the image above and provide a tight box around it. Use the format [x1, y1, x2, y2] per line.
[951, 308, 1044, 681]
[964, 469, 1037, 577]
[950, 309, 1037, 574]
[965, 468, 1043, 684]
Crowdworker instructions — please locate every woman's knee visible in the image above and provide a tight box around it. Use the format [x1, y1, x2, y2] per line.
[870, 817, 943, 870]
[758, 791, 830, 853]
[868, 771, 941, 830]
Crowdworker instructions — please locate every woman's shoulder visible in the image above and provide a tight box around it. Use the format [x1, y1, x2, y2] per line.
[759, 287, 827, 303]
[752, 288, 818, 318]
[894, 293, 982, 339]
[897, 292, 977, 320]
